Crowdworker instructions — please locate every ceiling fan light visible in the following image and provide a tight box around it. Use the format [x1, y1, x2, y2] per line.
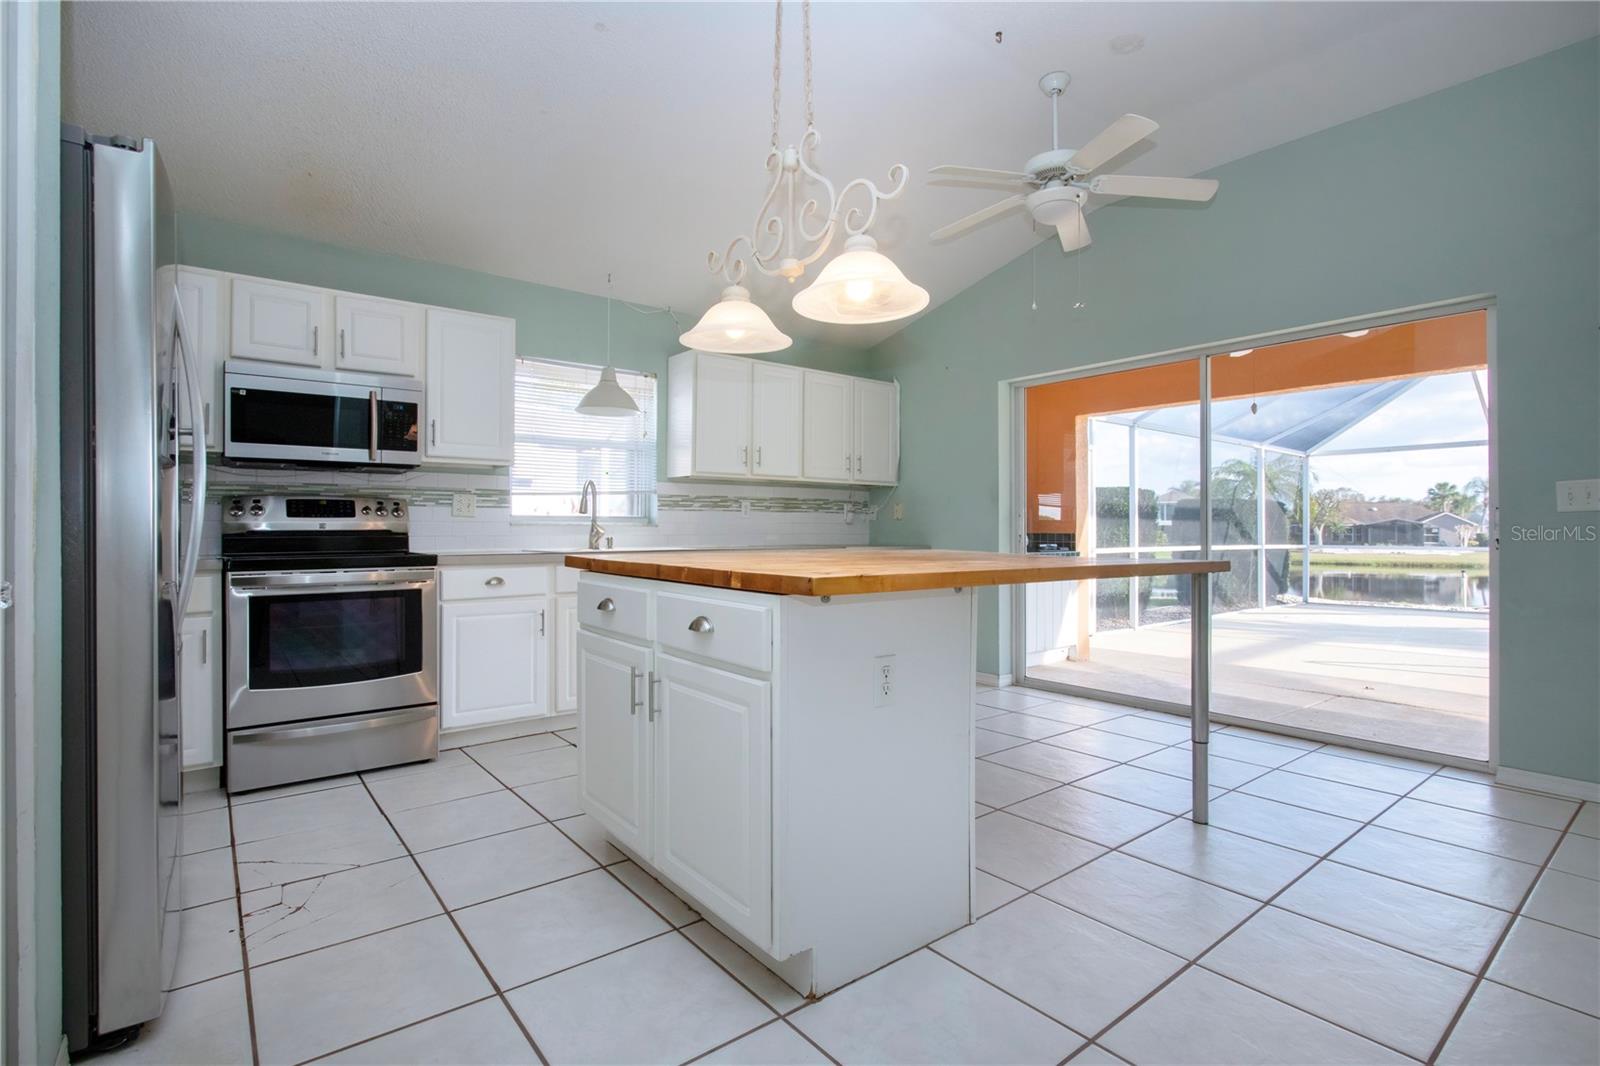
[679, 285, 792, 354]
[577, 364, 642, 418]
[792, 234, 930, 325]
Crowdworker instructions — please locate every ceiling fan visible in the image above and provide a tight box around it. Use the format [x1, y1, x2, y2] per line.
[929, 72, 1219, 252]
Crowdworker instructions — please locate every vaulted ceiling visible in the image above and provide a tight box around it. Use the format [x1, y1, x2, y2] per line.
[63, 2, 1598, 347]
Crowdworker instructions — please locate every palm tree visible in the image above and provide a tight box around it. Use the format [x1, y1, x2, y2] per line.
[1426, 481, 1462, 514]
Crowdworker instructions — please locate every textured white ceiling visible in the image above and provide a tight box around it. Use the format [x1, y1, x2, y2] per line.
[63, 2, 1598, 348]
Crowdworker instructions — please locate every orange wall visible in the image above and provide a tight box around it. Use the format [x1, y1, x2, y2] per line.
[1026, 310, 1488, 535]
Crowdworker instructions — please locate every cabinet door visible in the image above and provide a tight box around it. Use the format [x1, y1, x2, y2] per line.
[802, 370, 854, 482]
[425, 309, 516, 464]
[852, 377, 899, 484]
[175, 268, 225, 441]
[336, 294, 424, 378]
[555, 593, 578, 714]
[180, 615, 219, 769]
[230, 276, 331, 366]
[440, 597, 550, 730]
[578, 631, 651, 857]
[653, 653, 772, 948]
[750, 362, 802, 479]
[693, 353, 753, 477]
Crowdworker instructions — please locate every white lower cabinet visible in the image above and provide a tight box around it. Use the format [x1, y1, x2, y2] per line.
[652, 654, 772, 946]
[555, 593, 579, 713]
[180, 614, 219, 769]
[577, 630, 652, 857]
[440, 596, 550, 729]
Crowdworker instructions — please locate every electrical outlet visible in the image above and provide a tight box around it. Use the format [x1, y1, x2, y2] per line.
[740, 499, 751, 517]
[1556, 479, 1600, 513]
[451, 492, 477, 518]
[892, 502, 905, 521]
[873, 654, 895, 708]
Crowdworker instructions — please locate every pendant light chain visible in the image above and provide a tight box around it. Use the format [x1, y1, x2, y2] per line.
[802, 0, 814, 129]
[770, 0, 783, 149]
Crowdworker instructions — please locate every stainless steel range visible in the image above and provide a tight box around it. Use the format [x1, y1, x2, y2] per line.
[221, 494, 439, 792]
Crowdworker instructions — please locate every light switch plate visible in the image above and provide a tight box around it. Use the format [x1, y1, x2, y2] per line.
[892, 502, 905, 521]
[451, 492, 477, 518]
[1556, 479, 1600, 513]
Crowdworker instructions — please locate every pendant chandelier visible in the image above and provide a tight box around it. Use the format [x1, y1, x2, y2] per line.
[679, 0, 928, 354]
[577, 274, 642, 417]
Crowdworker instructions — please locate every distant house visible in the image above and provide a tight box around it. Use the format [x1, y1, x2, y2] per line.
[1321, 500, 1481, 546]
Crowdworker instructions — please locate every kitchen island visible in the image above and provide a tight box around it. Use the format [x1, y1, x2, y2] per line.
[564, 548, 1229, 997]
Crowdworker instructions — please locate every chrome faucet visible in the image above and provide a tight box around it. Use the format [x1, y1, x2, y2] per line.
[579, 480, 605, 550]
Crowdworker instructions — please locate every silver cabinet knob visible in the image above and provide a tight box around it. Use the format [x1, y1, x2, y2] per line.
[596, 597, 616, 612]
[687, 615, 715, 634]
[484, 576, 505, 587]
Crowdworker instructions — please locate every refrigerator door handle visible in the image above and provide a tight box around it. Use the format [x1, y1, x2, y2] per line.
[173, 290, 207, 617]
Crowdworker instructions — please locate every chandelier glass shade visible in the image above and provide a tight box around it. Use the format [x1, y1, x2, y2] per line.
[678, 285, 793, 354]
[791, 234, 930, 325]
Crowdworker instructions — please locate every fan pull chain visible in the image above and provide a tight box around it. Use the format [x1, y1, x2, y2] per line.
[1030, 245, 1038, 311]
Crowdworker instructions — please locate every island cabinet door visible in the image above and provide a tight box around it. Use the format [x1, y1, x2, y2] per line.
[652, 653, 772, 949]
[577, 631, 652, 857]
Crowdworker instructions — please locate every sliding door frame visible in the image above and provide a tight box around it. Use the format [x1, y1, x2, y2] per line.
[1006, 294, 1499, 770]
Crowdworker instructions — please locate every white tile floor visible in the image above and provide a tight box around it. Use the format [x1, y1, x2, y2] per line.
[116, 687, 1600, 1065]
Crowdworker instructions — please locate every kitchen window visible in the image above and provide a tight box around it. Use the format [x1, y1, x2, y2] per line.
[511, 358, 657, 519]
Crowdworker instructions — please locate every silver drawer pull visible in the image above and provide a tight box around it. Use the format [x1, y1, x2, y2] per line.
[596, 597, 616, 613]
[484, 576, 505, 587]
[687, 615, 715, 635]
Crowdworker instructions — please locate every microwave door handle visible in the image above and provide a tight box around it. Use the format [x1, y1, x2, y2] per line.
[173, 290, 207, 618]
[369, 390, 378, 462]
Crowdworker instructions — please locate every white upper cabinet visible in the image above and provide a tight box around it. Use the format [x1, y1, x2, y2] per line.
[425, 308, 516, 465]
[174, 267, 227, 442]
[335, 294, 424, 378]
[230, 276, 331, 366]
[802, 370, 854, 483]
[750, 363, 803, 479]
[693, 353, 754, 476]
[853, 378, 899, 485]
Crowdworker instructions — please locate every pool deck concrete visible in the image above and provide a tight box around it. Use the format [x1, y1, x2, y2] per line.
[1028, 602, 1490, 760]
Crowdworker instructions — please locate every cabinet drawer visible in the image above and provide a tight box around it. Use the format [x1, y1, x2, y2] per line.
[441, 564, 551, 601]
[577, 579, 650, 643]
[656, 591, 773, 673]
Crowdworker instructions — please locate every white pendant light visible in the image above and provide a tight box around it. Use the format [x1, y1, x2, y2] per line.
[577, 276, 641, 417]
[792, 234, 929, 324]
[678, 284, 792, 354]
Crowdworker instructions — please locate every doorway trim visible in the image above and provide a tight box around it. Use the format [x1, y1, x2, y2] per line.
[1004, 294, 1500, 771]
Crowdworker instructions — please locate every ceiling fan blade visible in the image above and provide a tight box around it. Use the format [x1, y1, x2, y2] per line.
[1056, 204, 1092, 253]
[1069, 114, 1159, 174]
[1089, 174, 1219, 202]
[929, 164, 1033, 185]
[931, 194, 1027, 240]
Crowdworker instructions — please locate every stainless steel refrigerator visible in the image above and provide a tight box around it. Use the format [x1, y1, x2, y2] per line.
[60, 125, 208, 1052]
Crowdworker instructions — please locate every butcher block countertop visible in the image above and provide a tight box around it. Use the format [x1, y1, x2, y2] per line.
[563, 548, 1230, 597]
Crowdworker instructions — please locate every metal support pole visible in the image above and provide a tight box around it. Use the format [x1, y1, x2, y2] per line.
[1127, 424, 1140, 630]
[1256, 444, 1267, 609]
[1301, 459, 1313, 602]
[1191, 570, 1211, 823]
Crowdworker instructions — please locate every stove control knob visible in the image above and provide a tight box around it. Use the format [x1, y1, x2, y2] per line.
[228, 498, 244, 518]
[374, 503, 387, 516]
[391, 502, 404, 517]
[247, 504, 264, 517]
[360, 505, 372, 516]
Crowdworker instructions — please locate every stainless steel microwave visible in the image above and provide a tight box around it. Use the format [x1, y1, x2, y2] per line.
[222, 361, 423, 467]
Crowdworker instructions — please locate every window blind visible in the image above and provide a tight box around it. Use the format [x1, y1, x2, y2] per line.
[510, 358, 657, 518]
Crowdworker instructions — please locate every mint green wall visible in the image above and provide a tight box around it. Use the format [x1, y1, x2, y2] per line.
[178, 215, 865, 479]
[866, 39, 1600, 783]
[32, 3, 64, 1062]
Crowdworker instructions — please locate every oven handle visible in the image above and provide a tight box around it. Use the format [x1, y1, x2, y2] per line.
[231, 706, 437, 744]
[232, 580, 434, 597]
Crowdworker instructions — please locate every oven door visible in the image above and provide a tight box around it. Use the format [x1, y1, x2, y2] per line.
[225, 369, 383, 466]
[225, 567, 438, 729]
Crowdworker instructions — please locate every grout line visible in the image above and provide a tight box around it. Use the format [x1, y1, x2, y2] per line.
[221, 795, 264, 1066]
[293, 994, 503, 1065]
[353, 775, 553, 1066]
[1425, 804, 1588, 1062]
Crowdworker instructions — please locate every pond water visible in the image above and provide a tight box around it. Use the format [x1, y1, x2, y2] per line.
[1306, 570, 1490, 608]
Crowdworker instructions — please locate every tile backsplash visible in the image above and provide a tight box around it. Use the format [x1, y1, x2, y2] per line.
[197, 461, 876, 555]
